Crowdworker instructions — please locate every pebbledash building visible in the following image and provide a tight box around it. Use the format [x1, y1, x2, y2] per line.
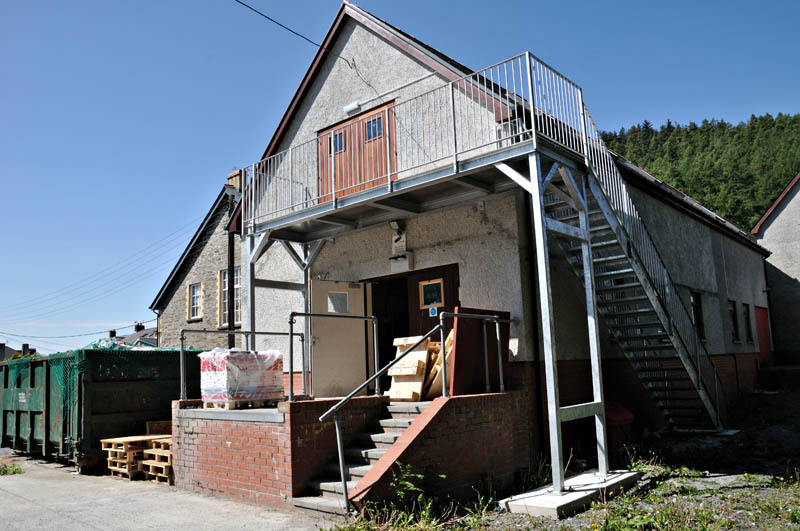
[169, 1, 771, 514]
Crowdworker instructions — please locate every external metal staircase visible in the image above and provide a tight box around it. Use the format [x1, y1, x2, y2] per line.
[544, 191, 725, 430]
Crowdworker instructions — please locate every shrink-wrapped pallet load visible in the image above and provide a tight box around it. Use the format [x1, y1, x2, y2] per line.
[198, 348, 283, 407]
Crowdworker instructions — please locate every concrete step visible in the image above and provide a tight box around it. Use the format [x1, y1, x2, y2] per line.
[378, 417, 414, 431]
[344, 447, 386, 464]
[324, 462, 372, 480]
[356, 431, 401, 448]
[309, 479, 359, 498]
[387, 402, 430, 416]
[292, 496, 348, 515]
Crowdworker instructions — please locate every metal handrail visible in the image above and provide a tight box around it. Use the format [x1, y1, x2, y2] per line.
[287, 312, 379, 402]
[318, 311, 511, 512]
[178, 328, 304, 401]
[582, 109, 728, 427]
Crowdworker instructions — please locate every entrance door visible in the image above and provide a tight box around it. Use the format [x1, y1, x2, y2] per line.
[318, 102, 396, 202]
[367, 264, 460, 389]
[755, 306, 772, 364]
[310, 280, 369, 397]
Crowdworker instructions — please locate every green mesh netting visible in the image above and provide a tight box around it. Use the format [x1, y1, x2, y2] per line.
[6, 357, 32, 388]
[47, 351, 87, 446]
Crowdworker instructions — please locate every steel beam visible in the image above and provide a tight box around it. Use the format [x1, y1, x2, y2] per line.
[545, 217, 589, 242]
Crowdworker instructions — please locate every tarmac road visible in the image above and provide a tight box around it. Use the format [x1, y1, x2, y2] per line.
[0, 451, 334, 531]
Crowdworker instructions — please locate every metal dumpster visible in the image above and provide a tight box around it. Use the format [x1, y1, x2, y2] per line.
[0, 346, 200, 471]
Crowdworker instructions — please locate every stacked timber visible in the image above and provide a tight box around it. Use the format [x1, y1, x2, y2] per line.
[141, 437, 173, 485]
[101, 435, 165, 480]
[388, 330, 454, 401]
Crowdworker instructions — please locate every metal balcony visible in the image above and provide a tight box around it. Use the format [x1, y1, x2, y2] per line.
[241, 52, 591, 242]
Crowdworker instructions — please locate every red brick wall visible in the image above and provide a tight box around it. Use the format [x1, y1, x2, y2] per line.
[352, 393, 529, 506]
[711, 352, 758, 398]
[172, 395, 388, 508]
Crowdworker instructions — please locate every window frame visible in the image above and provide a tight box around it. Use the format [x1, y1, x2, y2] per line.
[742, 303, 754, 343]
[219, 267, 242, 327]
[365, 116, 383, 142]
[329, 131, 345, 154]
[188, 282, 202, 321]
[728, 300, 740, 343]
[690, 291, 706, 342]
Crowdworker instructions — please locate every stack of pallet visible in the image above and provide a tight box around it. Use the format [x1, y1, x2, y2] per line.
[388, 330, 454, 401]
[141, 437, 173, 485]
[101, 435, 165, 480]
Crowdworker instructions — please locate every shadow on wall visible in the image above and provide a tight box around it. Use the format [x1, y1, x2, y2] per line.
[765, 262, 800, 360]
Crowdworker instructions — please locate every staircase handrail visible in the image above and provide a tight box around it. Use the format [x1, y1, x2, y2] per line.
[582, 108, 727, 427]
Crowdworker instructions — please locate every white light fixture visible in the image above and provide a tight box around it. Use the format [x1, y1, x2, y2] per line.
[343, 101, 361, 115]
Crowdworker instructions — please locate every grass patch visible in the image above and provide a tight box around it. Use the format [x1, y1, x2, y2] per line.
[0, 462, 23, 476]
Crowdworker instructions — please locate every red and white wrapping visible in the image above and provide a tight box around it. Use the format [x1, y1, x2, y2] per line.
[198, 348, 284, 402]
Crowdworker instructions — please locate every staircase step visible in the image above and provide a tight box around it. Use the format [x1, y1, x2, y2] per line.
[378, 417, 414, 430]
[590, 224, 613, 233]
[357, 431, 400, 447]
[325, 462, 372, 480]
[639, 374, 690, 383]
[292, 496, 348, 515]
[635, 364, 685, 371]
[607, 320, 663, 330]
[593, 254, 629, 265]
[387, 402, 430, 416]
[309, 479, 359, 497]
[596, 282, 642, 292]
[647, 385, 697, 392]
[598, 295, 649, 305]
[617, 332, 668, 341]
[595, 268, 635, 279]
[344, 447, 386, 463]
[604, 307, 655, 317]
[624, 343, 676, 351]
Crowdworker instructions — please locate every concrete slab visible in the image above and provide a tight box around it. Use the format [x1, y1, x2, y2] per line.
[175, 407, 285, 423]
[500, 469, 641, 519]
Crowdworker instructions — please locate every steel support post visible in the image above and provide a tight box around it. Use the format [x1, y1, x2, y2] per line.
[179, 333, 186, 401]
[439, 321, 448, 397]
[528, 151, 565, 493]
[482, 320, 490, 393]
[373, 320, 381, 395]
[288, 316, 295, 402]
[495, 320, 505, 392]
[579, 175, 609, 477]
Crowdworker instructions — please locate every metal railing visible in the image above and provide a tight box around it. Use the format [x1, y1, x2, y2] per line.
[242, 53, 538, 230]
[582, 111, 727, 426]
[287, 312, 379, 402]
[178, 328, 304, 402]
[317, 311, 510, 513]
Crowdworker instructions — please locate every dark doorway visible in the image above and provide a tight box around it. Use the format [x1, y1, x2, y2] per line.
[370, 276, 410, 392]
[367, 264, 460, 391]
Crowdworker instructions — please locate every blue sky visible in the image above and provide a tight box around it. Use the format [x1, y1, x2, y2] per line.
[1, 0, 798, 352]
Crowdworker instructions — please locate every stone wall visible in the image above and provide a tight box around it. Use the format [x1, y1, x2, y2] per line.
[158, 192, 242, 351]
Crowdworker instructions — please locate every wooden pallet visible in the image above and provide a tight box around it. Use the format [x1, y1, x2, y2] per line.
[101, 435, 167, 452]
[201, 398, 281, 410]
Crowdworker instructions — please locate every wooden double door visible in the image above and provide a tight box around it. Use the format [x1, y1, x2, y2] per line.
[318, 102, 397, 202]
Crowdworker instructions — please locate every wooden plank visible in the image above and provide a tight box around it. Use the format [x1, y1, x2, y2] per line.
[387, 337, 429, 402]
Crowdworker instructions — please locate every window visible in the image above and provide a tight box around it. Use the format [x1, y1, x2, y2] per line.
[327, 292, 349, 313]
[365, 116, 383, 141]
[220, 267, 241, 326]
[728, 300, 740, 342]
[189, 283, 202, 320]
[742, 303, 753, 343]
[329, 132, 345, 153]
[690, 291, 706, 341]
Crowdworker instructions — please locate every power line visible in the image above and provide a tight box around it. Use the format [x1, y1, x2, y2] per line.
[0, 319, 156, 339]
[0, 215, 203, 315]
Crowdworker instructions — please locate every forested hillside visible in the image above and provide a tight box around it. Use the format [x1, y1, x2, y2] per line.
[601, 113, 800, 230]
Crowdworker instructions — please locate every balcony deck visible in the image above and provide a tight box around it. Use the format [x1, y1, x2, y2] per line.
[242, 53, 593, 242]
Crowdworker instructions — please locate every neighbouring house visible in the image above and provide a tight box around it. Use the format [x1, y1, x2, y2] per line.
[117, 323, 158, 347]
[172, 1, 771, 514]
[150, 173, 243, 351]
[0, 344, 20, 362]
[752, 170, 800, 363]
